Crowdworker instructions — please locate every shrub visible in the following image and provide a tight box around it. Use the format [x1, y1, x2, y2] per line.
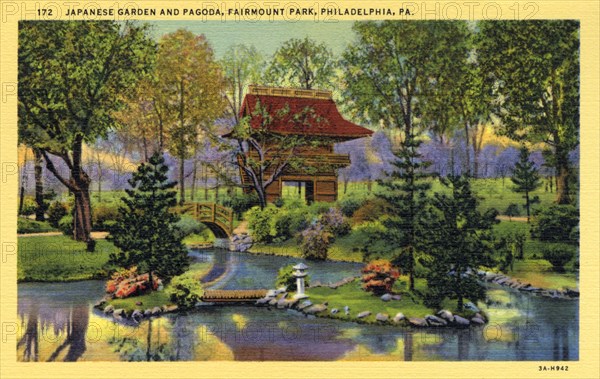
[58, 214, 73, 236]
[17, 218, 55, 234]
[47, 201, 68, 228]
[542, 244, 576, 272]
[174, 214, 207, 238]
[246, 206, 278, 243]
[273, 197, 285, 208]
[320, 207, 351, 237]
[275, 264, 310, 292]
[338, 197, 365, 217]
[19, 197, 37, 216]
[300, 222, 332, 260]
[531, 205, 579, 243]
[222, 192, 259, 219]
[92, 204, 120, 231]
[361, 259, 400, 295]
[504, 203, 521, 220]
[272, 209, 310, 242]
[351, 198, 389, 225]
[166, 275, 203, 308]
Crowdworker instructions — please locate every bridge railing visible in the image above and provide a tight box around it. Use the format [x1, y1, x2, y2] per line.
[178, 202, 234, 235]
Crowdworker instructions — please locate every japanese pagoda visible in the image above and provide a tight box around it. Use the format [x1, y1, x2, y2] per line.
[226, 85, 373, 204]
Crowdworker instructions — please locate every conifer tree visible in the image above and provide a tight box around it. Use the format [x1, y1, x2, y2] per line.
[423, 175, 497, 310]
[511, 146, 542, 222]
[109, 153, 189, 289]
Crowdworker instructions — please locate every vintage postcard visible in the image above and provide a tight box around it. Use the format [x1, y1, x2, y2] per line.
[1, 0, 598, 378]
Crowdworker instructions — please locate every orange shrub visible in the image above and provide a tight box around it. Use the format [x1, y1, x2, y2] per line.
[361, 259, 400, 295]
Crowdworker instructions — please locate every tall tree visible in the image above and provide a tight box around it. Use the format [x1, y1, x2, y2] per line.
[343, 21, 469, 290]
[18, 21, 155, 244]
[478, 20, 579, 204]
[264, 37, 337, 90]
[109, 153, 189, 289]
[424, 175, 497, 311]
[511, 146, 542, 222]
[220, 44, 264, 123]
[156, 30, 227, 205]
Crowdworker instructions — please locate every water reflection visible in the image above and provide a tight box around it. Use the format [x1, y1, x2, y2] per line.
[17, 250, 579, 362]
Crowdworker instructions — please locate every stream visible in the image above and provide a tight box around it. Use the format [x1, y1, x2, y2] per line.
[17, 249, 578, 361]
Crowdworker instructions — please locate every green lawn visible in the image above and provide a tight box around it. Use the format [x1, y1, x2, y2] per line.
[17, 218, 57, 234]
[18, 235, 117, 282]
[306, 277, 472, 324]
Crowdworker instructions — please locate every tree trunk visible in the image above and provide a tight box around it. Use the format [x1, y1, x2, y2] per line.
[34, 149, 45, 221]
[72, 186, 92, 244]
[525, 191, 531, 222]
[343, 179, 348, 194]
[191, 157, 197, 201]
[555, 155, 571, 204]
[179, 155, 185, 206]
[463, 122, 471, 177]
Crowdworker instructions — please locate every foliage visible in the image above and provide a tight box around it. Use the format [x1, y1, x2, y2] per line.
[511, 146, 542, 221]
[47, 201, 68, 228]
[478, 20, 579, 204]
[264, 37, 337, 90]
[17, 218, 56, 234]
[423, 175, 498, 311]
[351, 198, 389, 225]
[18, 21, 156, 241]
[300, 222, 332, 261]
[222, 192, 259, 219]
[272, 209, 309, 242]
[58, 214, 73, 236]
[245, 206, 279, 243]
[320, 207, 351, 237]
[504, 203, 521, 220]
[166, 275, 203, 308]
[361, 260, 400, 295]
[92, 204, 120, 231]
[19, 197, 37, 216]
[542, 244, 577, 272]
[109, 153, 190, 286]
[338, 196, 365, 217]
[276, 264, 310, 292]
[174, 214, 207, 239]
[530, 204, 579, 243]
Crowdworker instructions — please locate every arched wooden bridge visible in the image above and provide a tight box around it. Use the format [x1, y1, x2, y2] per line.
[178, 202, 234, 238]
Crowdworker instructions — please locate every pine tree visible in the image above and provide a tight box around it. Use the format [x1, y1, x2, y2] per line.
[363, 132, 431, 292]
[511, 146, 542, 222]
[423, 175, 497, 311]
[109, 152, 189, 289]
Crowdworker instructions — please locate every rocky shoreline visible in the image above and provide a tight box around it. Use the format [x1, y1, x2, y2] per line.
[477, 270, 579, 300]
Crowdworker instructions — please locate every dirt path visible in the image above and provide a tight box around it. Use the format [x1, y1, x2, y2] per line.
[496, 215, 528, 222]
[18, 231, 109, 239]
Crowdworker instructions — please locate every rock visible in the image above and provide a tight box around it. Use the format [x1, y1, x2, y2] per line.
[135, 301, 143, 306]
[471, 317, 485, 325]
[131, 309, 144, 321]
[103, 305, 114, 314]
[331, 308, 339, 315]
[277, 287, 287, 294]
[380, 293, 392, 302]
[344, 306, 350, 315]
[425, 315, 447, 326]
[268, 298, 278, 306]
[283, 298, 299, 308]
[375, 313, 389, 322]
[297, 300, 313, 310]
[356, 311, 371, 319]
[566, 288, 580, 297]
[391, 294, 402, 301]
[408, 317, 428, 327]
[151, 306, 162, 315]
[464, 302, 480, 313]
[164, 305, 178, 312]
[392, 312, 405, 323]
[144, 309, 152, 317]
[94, 299, 106, 308]
[113, 308, 125, 317]
[474, 312, 486, 321]
[276, 297, 290, 308]
[256, 297, 271, 305]
[266, 290, 277, 298]
[452, 315, 470, 327]
[437, 309, 453, 321]
[304, 304, 327, 315]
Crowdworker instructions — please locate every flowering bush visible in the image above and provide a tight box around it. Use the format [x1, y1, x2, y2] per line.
[361, 259, 400, 295]
[105, 267, 162, 299]
[300, 222, 332, 260]
[320, 207, 351, 237]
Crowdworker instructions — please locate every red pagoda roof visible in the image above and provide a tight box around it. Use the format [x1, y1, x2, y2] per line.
[224, 86, 373, 140]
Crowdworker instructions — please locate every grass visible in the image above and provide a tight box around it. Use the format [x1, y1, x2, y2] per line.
[17, 217, 57, 234]
[106, 261, 213, 313]
[306, 277, 471, 324]
[249, 234, 363, 263]
[18, 235, 117, 282]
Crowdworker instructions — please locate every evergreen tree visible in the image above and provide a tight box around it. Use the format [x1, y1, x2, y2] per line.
[362, 132, 431, 292]
[109, 153, 189, 289]
[423, 175, 497, 311]
[511, 146, 542, 222]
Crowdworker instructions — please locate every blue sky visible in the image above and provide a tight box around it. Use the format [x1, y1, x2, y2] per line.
[149, 21, 356, 58]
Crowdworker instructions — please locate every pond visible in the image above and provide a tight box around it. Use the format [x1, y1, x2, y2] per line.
[17, 249, 578, 361]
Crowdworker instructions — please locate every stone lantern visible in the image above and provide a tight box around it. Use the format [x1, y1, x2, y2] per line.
[293, 262, 309, 299]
